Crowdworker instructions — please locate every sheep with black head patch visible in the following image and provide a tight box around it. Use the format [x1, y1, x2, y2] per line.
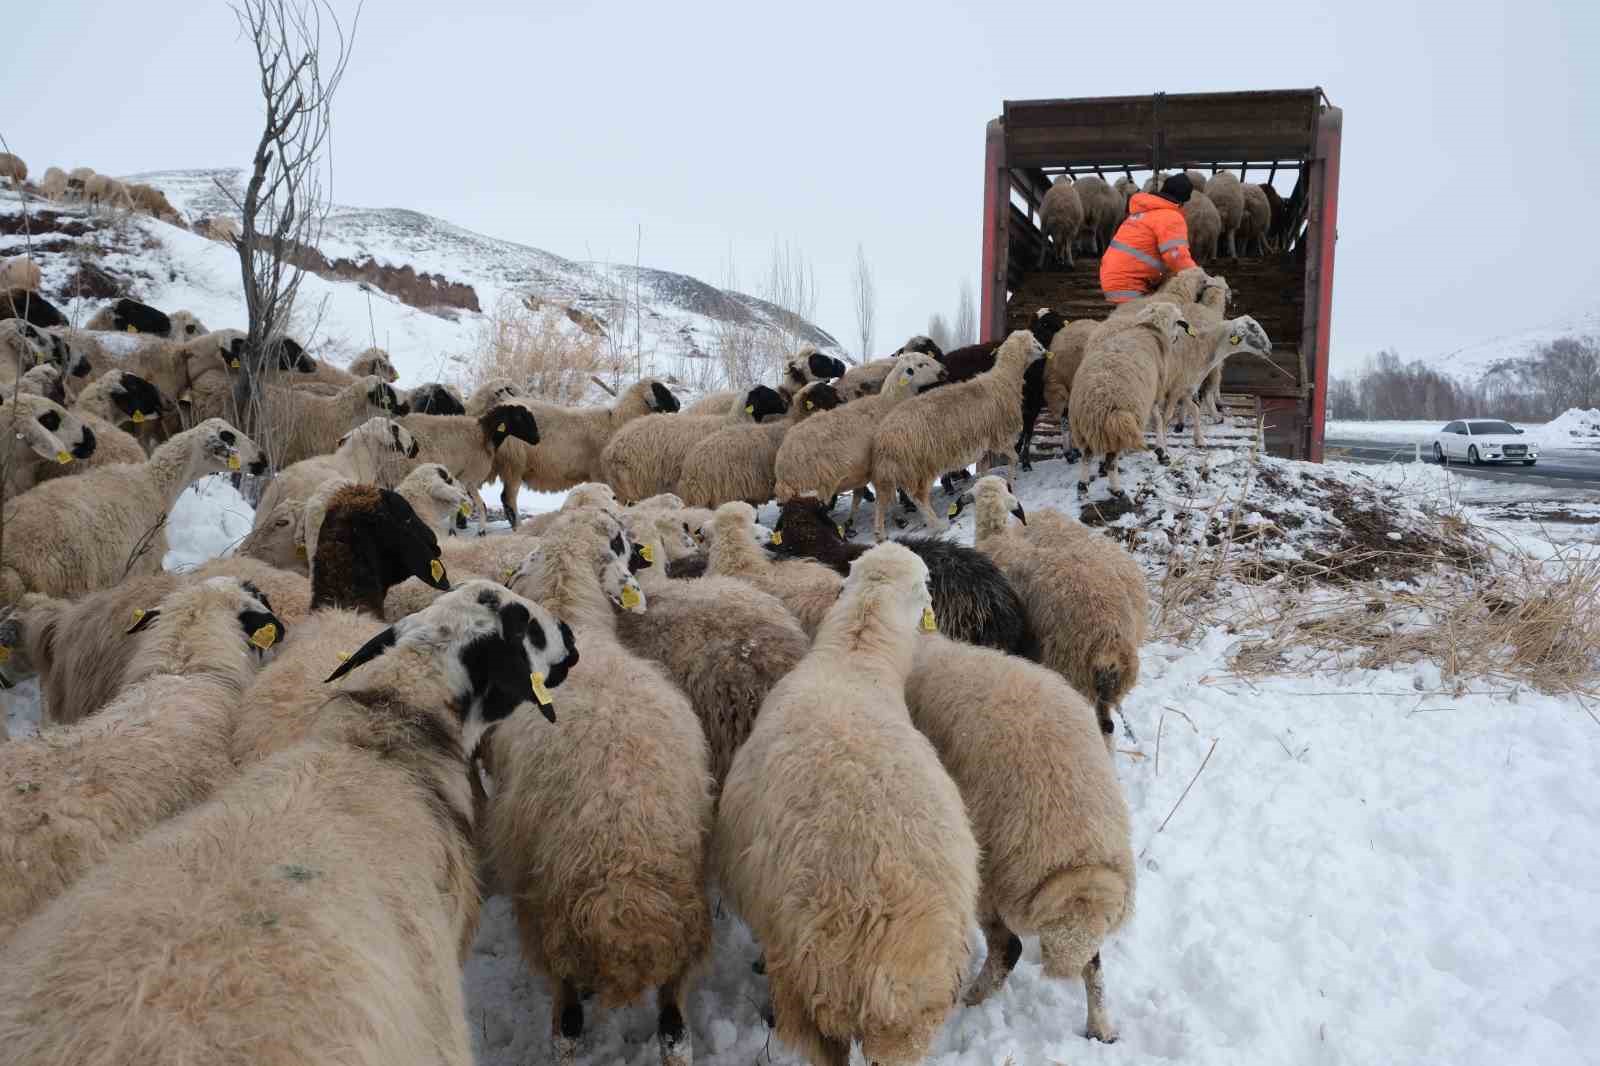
[680, 345, 848, 417]
[0, 577, 285, 942]
[677, 380, 844, 508]
[0, 581, 575, 1066]
[600, 383, 786, 504]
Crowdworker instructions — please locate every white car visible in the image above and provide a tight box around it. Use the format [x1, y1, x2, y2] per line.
[1432, 419, 1539, 466]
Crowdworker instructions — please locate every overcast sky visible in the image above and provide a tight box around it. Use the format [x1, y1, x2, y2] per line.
[4, 0, 1596, 371]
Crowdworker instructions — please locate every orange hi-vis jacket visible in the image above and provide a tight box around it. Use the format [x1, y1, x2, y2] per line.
[1099, 192, 1199, 302]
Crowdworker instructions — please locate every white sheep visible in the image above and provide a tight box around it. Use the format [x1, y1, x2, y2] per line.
[680, 346, 849, 417]
[715, 542, 978, 1066]
[1239, 181, 1272, 256]
[1184, 190, 1222, 260]
[600, 384, 786, 503]
[705, 501, 842, 636]
[252, 415, 422, 527]
[0, 256, 40, 292]
[0, 581, 577, 1066]
[490, 509, 711, 1066]
[0, 389, 98, 497]
[1203, 171, 1245, 258]
[0, 153, 26, 186]
[491, 376, 679, 527]
[1074, 174, 1124, 255]
[1039, 176, 1084, 268]
[676, 380, 844, 507]
[0, 577, 284, 942]
[0, 418, 266, 608]
[908, 633, 1135, 1041]
[868, 328, 1048, 539]
[772, 350, 947, 531]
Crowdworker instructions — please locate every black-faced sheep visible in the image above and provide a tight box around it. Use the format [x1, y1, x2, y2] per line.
[676, 380, 843, 508]
[600, 383, 785, 504]
[706, 501, 842, 636]
[681, 347, 849, 417]
[0, 581, 577, 1066]
[0, 418, 265, 607]
[972, 476, 1148, 744]
[229, 484, 454, 764]
[870, 328, 1048, 539]
[0, 577, 284, 942]
[491, 510, 711, 1066]
[908, 634, 1134, 1041]
[0, 289, 67, 329]
[407, 381, 466, 414]
[715, 542, 978, 1066]
[491, 376, 679, 526]
[768, 495, 1039, 658]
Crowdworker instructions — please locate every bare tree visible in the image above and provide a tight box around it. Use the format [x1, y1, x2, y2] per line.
[219, 0, 360, 469]
[851, 243, 876, 362]
[763, 238, 819, 358]
[926, 312, 953, 353]
[954, 278, 977, 347]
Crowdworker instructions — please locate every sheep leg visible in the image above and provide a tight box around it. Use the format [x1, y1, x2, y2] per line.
[964, 912, 1023, 1005]
[1105, 453, 1124, 496]
[501, 480, 520, 531]
[898, 488, 917, 514]
[872, 482, 891, 542]
[1187, 394, 1205, 448]
[1083, 953, 1118, 1043]
[552, 979, 583, 1066]
[1152, 408, 1170, 465]
[657, 974, 693, 1066]
[846, 488, 862, 532]
[909, 483, 948, 534]
[1076, 451, 1092, 493]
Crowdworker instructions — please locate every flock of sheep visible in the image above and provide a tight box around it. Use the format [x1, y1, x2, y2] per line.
[1039, 168, 1299, 268]
[0, 171, 1274, 1063]
[0, 150, 235, 239]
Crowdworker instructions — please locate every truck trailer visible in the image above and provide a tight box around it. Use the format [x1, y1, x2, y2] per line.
[980, 88, 1342, 460]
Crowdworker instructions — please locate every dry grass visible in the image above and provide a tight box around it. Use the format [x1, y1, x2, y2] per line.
[1149, 440, 1600, 697]
[457, 294, 612, 404]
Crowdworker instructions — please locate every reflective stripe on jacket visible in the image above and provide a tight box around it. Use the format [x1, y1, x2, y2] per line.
[1099, 192, 1199, 302]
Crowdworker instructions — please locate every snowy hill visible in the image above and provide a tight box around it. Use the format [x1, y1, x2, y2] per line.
[1418, 305, 1600, 384]
[2, 169, 843, 390]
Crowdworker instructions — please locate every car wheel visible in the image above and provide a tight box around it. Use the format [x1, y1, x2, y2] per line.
[1523, 460, 1536, 466]
[1433, 443, 1445, 465]
[1468, 446, 1480, 466]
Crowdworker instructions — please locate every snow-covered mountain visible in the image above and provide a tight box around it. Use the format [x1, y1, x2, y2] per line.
[1, 168, 842, 389]
[1420, 306, 1600, 383]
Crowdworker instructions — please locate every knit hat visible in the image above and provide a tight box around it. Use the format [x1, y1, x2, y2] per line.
[1160, 173, 1194, 205]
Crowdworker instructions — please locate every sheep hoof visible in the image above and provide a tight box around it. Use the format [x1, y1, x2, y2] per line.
[751, 954, 766, 975]
[1064, 448, 1082, 464]
[893, 517, 906, 530]
[1020, 460, 1033, 473]
[1087, 1024, 1120, 1044]
[1076, 481, 1089, 493]
[1154, 448, 1169, 466]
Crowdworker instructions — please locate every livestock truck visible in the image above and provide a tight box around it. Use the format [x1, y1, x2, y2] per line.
[980, 88, 1343, 460]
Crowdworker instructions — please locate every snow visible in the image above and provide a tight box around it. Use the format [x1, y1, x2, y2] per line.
[1419, 306, 1600, 385]
[163, 475, 256, 571]
[1530, 407, 1600, 449]
[1328, 411, 1600, 451]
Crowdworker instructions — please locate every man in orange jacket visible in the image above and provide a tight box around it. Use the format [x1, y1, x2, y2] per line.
[1100, 172, 1198, 303]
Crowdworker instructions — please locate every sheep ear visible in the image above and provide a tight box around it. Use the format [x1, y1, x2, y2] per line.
[126, 607, 160, 634]
[323, 626, 399, 683]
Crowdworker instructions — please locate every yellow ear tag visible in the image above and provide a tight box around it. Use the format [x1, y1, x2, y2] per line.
[131, 608, 145, 626]
[459, 501, 472, 518]
[1230, 334, 1242, 345]
[126, 324, 137, 333]
[430, 559, 445, 582]
[805, 399, 814, 410]
[770, 529, 782, 545]
[1185, 325, 1197, 337]
[336, 651, 350, 662]
[497, 422, 507, 432]
[227, 453, 241, 471]
[56, 451, 72, 464]
[620, 584, 642, 611]
[131, 410, 145, 424]
[295, 544, 307, 559]
[836, 525, 845, 537]
[531, 671, 553, 707]
[920, 606, 938, 632]
[0, 646, 11, 663]
[947, 502, 959, 517]
[249, 622, 278, 650]
[640, 543, 655, 563]
[230, 358, 241, 369]
[744, 404, 755, 415]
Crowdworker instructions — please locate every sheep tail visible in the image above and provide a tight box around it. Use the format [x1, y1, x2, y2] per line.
[1025, 865, 1130, 970]
[1101, 409, 1145, 455]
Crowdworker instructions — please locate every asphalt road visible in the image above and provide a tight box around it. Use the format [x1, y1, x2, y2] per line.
[1325, 436, 1600, 488]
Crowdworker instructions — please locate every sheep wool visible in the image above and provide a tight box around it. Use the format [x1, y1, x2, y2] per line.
[706, 501, 842, 636]
[676, 380, 843, 508]
[1239, 181, 1272, 256]
[0, 577, 283, 942]
[1039, 176, 1084, 268]
[868, 328, 1048, 539]
[716, 543, 978, 1066]
[1203, 170, 1245, 257]
[1183, 190, 1222, 261]
[0, 583, 578, 1066]
[907, 635, 1135, 1042]
[1068, 303, 1190, 495]
[490, 510, 711, 1066]
[0, 256, 41, 292]
[972, 476, 1148, 743]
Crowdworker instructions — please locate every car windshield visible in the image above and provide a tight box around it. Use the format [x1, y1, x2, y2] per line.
[1469, 421, 1518, 435]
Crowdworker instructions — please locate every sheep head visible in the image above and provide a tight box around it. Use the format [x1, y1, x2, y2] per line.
[325, 580, 578, 738]
[896, 334, 944, 360]
[1, 392, 96, 466]
[841, 542, 937, 637]
[481, 403, 539, 449]
[646, 380, 680, 413]
[792, 381, 842, 419]
[105, 371, 165, 425]
[127, 576, 288, 661]
[883, 352, 947, 398]
[740, 384, 788, 422]
[189, 417, 266, 476]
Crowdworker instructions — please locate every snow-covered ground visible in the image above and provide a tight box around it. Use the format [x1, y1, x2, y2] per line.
[1328, 409, 1600, 450]
[10, 443, 1595, 1066]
